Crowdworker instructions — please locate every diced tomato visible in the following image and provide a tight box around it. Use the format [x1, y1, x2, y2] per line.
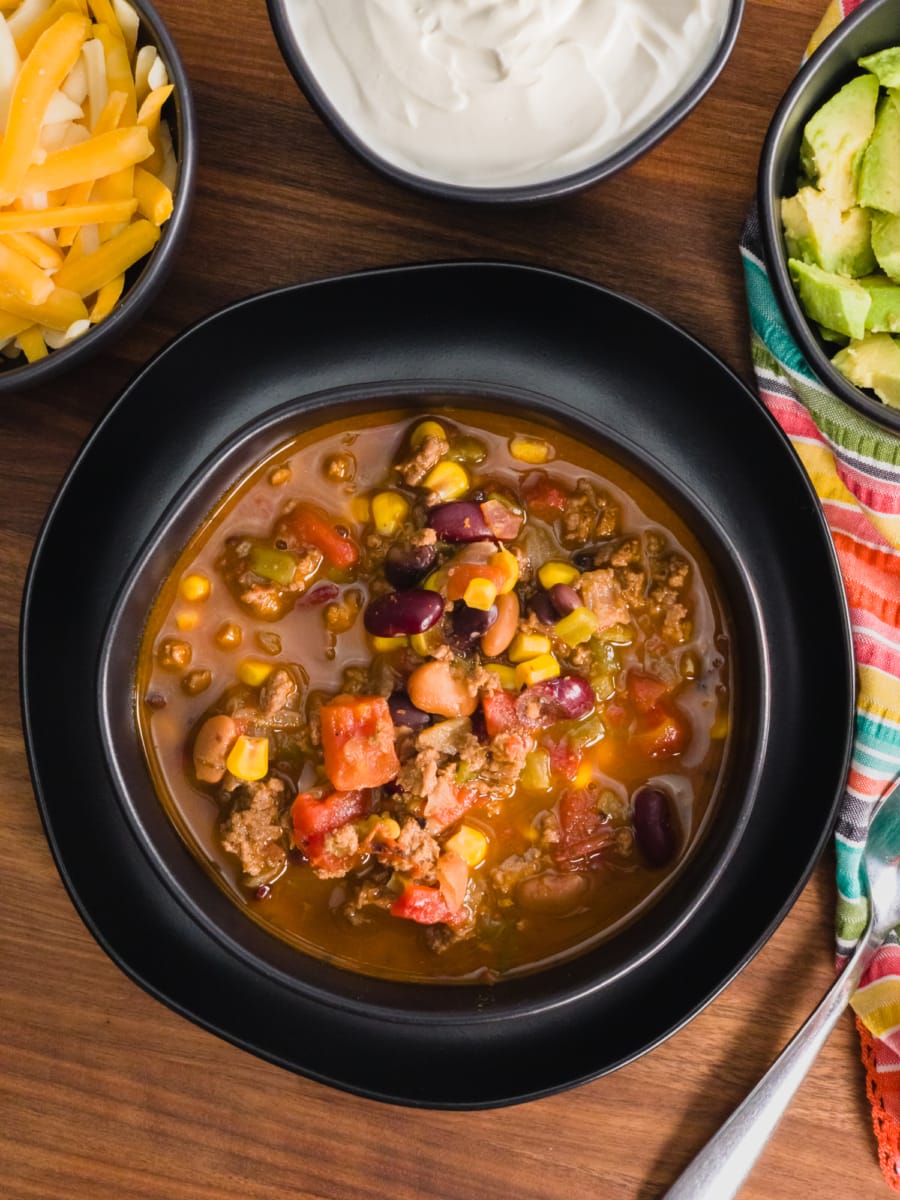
[547, 738, 580, 781]
[280, 502, 358, 568]
[480, 499, 523, 541]
[632, 711, 689, 759]
[291, 788, 372, 844]
[390, 883, 463, 925]
[482, 689, 518, 737]
[446, 562, 507, 601]
[522, 473, 569, 518]
[424, 781, 487, 831]
[604, 701, 629, 728]
[555, 788, 614, 867]
[320, 694, 400, 790]
[626, 670, 671, 716]
[436, 851, 469, 912]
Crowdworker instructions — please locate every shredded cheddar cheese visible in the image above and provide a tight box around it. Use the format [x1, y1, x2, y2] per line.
[0, 0, 177, 363]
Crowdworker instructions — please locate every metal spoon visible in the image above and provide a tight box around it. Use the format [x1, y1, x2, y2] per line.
[664, 778, 900, 1200]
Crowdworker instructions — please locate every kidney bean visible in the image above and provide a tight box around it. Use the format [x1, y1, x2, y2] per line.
[525, 674, 595, 724]
[528, 589, 557, 626]
[480, 590, 520, 657]
[296, 582, 340, 608]
[364, 589, 445, 637]
[449, 601, 498, 654]
[632, 786, 678, 867]
[549, 583, 581, 616]
[428, 501, 493, 543]
[407, 660, 478, 718]
[384, 542, 438, 590]
[516, 871, 589, 915]
[388, 690, 432, 731]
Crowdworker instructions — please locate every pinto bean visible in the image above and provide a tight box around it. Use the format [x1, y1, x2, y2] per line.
[407, 661, 478, 718]
[516, 870, 589, 915]
[193, 714, 238, 783]
[480, 590, 520, 657]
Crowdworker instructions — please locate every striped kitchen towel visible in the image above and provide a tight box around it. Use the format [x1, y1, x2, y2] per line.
[741, 0, 900, 1188]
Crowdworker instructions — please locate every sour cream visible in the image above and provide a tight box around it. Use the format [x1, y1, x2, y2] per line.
[283, 0, 733, 188]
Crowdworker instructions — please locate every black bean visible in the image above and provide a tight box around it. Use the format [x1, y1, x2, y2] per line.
[549, 583, 581, 616]
[573, 549, 598, 571]
[387, 691, 432, 730]
[384, 542, 438, 589]
[364, 589, 445, 637]
[428, 501, 493, 543]
[632, 786, 678, 867]
[448, 601, 498, 654]
[528, 590, 557, 625]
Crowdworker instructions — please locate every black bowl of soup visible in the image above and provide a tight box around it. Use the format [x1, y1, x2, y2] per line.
[21, 263, 853, 1106]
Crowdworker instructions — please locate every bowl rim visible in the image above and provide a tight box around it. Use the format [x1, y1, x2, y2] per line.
[757, 0, 900, 436]
[0, 0, 198, 393]
[264, 0, 746, 205]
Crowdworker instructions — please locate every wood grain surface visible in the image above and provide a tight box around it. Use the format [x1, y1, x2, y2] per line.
[1, 2, 888, 1197]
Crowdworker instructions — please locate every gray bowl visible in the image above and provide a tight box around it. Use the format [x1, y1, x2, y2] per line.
[0, 0, 197, 392]
[758, 0, 900, 435]
[266, 0, 745, 205]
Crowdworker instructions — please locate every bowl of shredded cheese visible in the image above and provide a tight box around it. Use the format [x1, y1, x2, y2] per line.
[0, 0, 196, 390]
[267, 0, 744, 203]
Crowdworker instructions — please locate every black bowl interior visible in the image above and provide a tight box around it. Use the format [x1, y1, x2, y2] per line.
[0, 0, 197, 392]
[265, 0, 745, 205]
[21, 263, 853, 1107]
[758, 0, 900, 435]
[99, 381, 765, 1021]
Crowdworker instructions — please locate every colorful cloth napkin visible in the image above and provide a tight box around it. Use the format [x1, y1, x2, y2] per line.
[740, 0, 900, 1187]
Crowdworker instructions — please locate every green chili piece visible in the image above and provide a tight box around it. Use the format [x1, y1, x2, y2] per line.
[248, 543, 299, 585]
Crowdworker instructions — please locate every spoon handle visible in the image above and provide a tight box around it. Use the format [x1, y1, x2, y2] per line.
[662, 945, 870, 1200]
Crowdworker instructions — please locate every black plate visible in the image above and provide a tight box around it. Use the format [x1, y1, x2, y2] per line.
[20, 263, 853, 1109]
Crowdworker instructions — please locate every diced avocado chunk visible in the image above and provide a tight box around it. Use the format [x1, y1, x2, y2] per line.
[800, 73, 879, 208]
[832, 333, 900, 407]
[859, 274, 900, 332]
[781, 187, 875, 275]
[858, 92, 900, 213]
[788, 259, 871, 339]
[817, 324, 849, 346]
[859, 47, 900, 88]
[870, 211, 900, 281]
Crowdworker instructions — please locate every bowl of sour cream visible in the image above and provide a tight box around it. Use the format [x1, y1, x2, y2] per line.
[266, 0, 744, 203]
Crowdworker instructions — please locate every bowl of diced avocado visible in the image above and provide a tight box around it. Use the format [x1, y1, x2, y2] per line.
[758, 0, 900, 433]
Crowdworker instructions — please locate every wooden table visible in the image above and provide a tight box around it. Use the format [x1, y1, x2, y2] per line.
[2, 1, 886, 1196]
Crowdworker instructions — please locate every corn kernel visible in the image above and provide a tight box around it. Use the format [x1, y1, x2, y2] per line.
[489, 548, 519, 593]
[573, 759, 594, 788]
[372, 635, 409, 652]
[379, 816, 402, 840]
[538, 560, 580, 589]
[410, 419, 446, 448]
[463, 577, 498, 610]
[554, 606, 600, 647]
[179, 573, 210, 602]
[269, 466, 291, 486]
[710, 710, 730, 740]
[510, 435, 552, 464]
[484, 663, 519, 690]
[444, 824, 488, 868]
[236, 658, 274, 687]
[175, 609, 200, 632]
[508, 632, 552, 663]
[215, 621, 242, 650]
[350, 495, 371, 523]
[514, 653, 560, 688]
[423, 460, 469, 501]
[226, 735, 269, 782]
[371, 491, 410, 537]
